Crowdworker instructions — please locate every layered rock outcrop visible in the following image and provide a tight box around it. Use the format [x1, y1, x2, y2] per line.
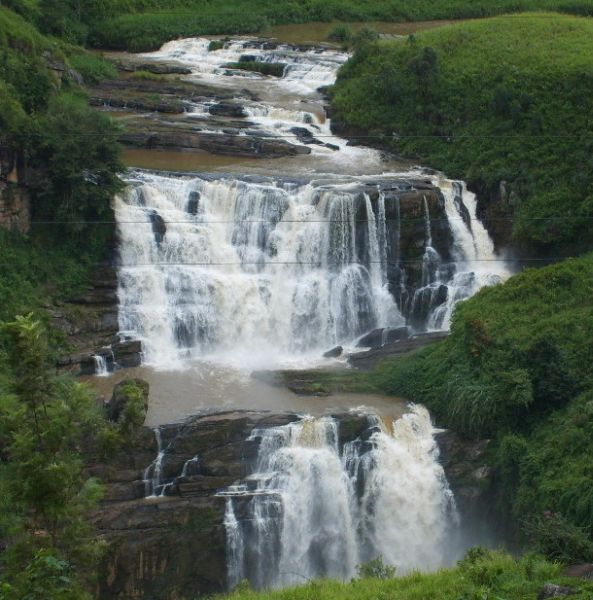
[0, 146, 29, 233]
[90, 407, 493, 599]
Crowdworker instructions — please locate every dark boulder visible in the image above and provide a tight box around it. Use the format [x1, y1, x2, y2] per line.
[209, 102, 247, 118]
[113, 339, 143, 368]
[323, 345, 343, 358]
[356, 326, 410, 348]
[187, 191, 200, 215]
[563, 564, 593, 579]
[149, 210, 166, 245]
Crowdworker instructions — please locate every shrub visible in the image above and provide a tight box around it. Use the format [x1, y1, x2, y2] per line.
[356, 556, 396, 580]
[328, 24, 353, 43]
[117, 382, 148, 437]
[352, 26, 380, 49]
[208, 39, 226, 52]
[523, 513, 593, 564]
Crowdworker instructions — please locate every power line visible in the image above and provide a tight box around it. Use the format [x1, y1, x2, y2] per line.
[18, 131, 593, 139]
[28, 216, 593, 224]
[116, 258, 559, 267]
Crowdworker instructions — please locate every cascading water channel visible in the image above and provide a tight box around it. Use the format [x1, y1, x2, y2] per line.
[220, 405, 457, 589]
[115, 173, 508, 366]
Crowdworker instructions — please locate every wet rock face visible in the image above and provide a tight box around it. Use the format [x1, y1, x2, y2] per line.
[91, 410, 370, 599]
[0, 146, 29, 233]
[537, 583, 576, 599]
[356, 326, 411, 348]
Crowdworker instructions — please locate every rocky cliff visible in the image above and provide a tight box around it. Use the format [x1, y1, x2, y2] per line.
[89, 408, 492, 599]
[0, 146, 29, 233]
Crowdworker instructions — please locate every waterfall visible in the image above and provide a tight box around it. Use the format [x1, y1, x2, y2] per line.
[142, 38, 349, 95]
[426, 180, 509, 330]
[221, 406, 457, 589]
[116, 173, 406, 367]
[93, 353, 108, 376]
[143, 427, 166, 497]
[115, 172, 508, 366]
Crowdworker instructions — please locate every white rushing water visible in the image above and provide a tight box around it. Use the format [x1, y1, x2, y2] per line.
[115, 36, 510, 368]
[115, 172, 508, 368]
[142, 37, 349, 96]
[220, 405, 457, 589]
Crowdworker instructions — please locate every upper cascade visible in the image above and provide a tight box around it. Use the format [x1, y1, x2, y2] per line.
[112, 36, 511, 369]
[141, 37, 349, 95]
[116, 171, 509, 368]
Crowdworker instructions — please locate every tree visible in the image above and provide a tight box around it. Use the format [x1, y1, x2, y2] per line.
[0, 314, 107, 598]
[30, 91, 124, 238]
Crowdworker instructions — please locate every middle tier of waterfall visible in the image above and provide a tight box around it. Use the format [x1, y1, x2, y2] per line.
[116, 170, 508, 367]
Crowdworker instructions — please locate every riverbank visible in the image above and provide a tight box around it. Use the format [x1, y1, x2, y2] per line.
[81, 1, 593, 52]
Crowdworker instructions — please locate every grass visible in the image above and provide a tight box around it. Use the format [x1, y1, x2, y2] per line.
[64, 47, 117, 85]
[82, 1, 593, 51]
[0, 229, 109, 323]
[224, 60, 286, 77]
[220, 549, 593, 600]
[330, 13, 593, 251]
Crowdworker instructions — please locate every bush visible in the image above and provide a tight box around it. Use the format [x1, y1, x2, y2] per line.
[328, 24, 352, 43]
[356, 556, 396, 580]
[208, 39, 226, 52]
[30, 91, 124, 233]
[523, 513, 593, 564]
[352, 26, 380, 49]
[117, 382, 148, 437]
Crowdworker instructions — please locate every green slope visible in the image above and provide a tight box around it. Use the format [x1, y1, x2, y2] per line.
[331, 13, 593, 251]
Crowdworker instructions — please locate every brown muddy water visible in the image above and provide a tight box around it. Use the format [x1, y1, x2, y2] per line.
[85, 364, 407, 426]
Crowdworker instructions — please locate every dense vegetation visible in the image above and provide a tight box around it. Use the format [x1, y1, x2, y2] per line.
[0, 5, 123, 335]
[363, 253, 593, 555]
[0, 316, 106, 598]
[222, 549, 593, 600]
[7, 0, 593, 51]
[0, 21, 123, 594]
[331, 14, 593, 252]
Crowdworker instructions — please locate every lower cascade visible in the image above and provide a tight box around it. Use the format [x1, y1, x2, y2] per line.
[220, 405, 458, 589]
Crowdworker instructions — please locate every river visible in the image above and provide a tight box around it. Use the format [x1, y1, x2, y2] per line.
[90, 32, 507, 589]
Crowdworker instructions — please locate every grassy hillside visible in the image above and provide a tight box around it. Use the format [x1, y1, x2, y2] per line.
[221, 550, 593, 600]
[365, 254, 593, 551]
[7, 0, 593, 51]
[86, 1, 593, 51]
[331, 14, 593, 252]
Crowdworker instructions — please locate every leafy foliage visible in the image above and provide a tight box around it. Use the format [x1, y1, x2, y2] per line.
[356, 556, 396, 580]
[331, 14, 593, 251]
[30, 91, 124, 231]
[0, 316, 110, 598]
[523, 513, 593, 564]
